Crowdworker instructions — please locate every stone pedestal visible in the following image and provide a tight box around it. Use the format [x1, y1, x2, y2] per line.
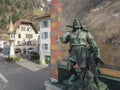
[45, 65, 108, 90]
[45, 80, 62, 90]
[45, 62, 120, 90]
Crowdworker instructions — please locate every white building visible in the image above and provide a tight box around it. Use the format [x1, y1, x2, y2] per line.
[0, 34, 9, 49]
[12, 19, 38, 54]
[0, 38, 9, 49]
[37, 15, 51, 64]
[14, 19, 37, 46]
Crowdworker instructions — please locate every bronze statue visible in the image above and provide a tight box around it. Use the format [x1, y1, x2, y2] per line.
[60, 19, 108, 90]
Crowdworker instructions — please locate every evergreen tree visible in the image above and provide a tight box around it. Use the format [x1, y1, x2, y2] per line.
[5, 0, 11, 5]
[0, 0, 3, 3]
[0, 14, 7, 29]
[0, 4, 7, 15]
[12, 12, 20, 23]
[15, 0, 20, 9]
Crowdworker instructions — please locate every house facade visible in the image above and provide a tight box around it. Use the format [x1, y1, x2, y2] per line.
[37, 15, 51, 64]
[14, 19, 37, 46]
[11, 19, 38, 55]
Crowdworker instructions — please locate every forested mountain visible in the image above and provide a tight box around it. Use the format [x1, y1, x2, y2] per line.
[0, 0, 50, 33]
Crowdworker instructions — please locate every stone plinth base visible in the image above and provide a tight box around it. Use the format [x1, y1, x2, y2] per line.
[44, 80, 63, 90]
[63, 79, 108, 90]
[44, 79, 108, 90]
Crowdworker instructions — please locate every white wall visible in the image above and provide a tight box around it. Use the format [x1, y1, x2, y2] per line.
[38, 18, 51, 62]
[14, 24, 37, 46]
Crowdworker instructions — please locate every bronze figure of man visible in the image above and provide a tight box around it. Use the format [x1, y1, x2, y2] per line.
[60, 19, 104, 85]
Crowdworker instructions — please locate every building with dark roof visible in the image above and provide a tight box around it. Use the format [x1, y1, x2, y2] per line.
[13, 19, 38, 46]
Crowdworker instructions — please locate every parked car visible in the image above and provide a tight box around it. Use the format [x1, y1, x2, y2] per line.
[29, 52, 39, 60]
[28, 48, 38, 53]
[23, 48, 26, 54]
[28, 48, 34, 50]
[0, 47, 3, 52]
[15, 48, 21, 53]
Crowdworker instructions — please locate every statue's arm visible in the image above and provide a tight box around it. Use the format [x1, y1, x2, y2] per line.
[87, 32, 98, 52]
[60, 31, 70, 43]
[87, 32, 104, 65]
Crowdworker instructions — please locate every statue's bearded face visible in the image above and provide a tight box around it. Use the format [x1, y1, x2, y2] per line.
[73, 20, 80, 30]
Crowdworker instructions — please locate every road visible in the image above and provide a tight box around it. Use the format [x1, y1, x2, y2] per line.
[0, 54, 50, 90]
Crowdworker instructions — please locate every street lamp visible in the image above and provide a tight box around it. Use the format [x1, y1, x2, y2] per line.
[7, 19, 15, 58]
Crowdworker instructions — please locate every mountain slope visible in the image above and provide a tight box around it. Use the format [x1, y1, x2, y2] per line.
[0, 0, 50, 32]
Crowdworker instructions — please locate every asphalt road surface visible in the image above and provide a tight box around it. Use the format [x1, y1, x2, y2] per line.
[0, 55, 50, 90]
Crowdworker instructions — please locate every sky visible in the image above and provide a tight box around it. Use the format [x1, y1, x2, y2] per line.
[47, 0, 51, 2]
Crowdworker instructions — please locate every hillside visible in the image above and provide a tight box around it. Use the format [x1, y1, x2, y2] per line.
[62, 0, 120, 68]
[0, 0, 50, 33]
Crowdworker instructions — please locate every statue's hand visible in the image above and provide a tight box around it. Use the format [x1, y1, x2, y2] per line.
[73, 64, 79, 69]
[95, 55, 105, 65]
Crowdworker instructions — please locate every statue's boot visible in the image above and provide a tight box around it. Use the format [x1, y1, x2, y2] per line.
[94, 77, 101, 87]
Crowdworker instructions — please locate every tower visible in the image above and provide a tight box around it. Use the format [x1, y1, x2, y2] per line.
[7, 19, 15, 58]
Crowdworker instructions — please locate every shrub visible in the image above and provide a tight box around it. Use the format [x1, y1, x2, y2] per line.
[31, 55, 39, 60]
[5, 56, 21, 62]
[5, 57, 13, 62]
[14, 57, 20, 61]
